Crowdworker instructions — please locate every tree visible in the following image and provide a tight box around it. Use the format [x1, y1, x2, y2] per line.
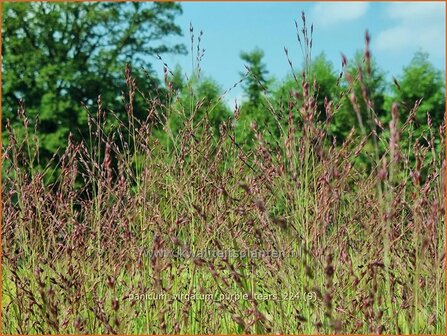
[239, 48, 272, 108]
[309, 53, 342, 120]
[2, 2, 186, 161]
[390, 51, 445, 132]
[336, 51, 387, 141]
[273, 53, 341, 117]
[166, 74, 231, 141]
[169, 64, 186, 94]
[270, 53, 342, 143]
[236, 48, 276, 145]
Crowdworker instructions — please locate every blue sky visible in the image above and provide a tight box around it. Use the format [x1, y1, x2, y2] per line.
[161, 1, 446, 106]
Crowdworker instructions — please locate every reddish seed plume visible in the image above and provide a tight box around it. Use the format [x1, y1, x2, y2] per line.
[341, 53, 348, 67]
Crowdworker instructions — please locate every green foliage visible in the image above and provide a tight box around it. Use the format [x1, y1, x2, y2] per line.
[167, 74, 231, 141]
[309, 53, 342, 118]
[169, 64, 186, 93]
[239, 48, 272, 107]
[272, 53, 341, 121]
[236, 48, 277, 146]
[336, 51, 387, 141]
[390, 51, 445, 131]
[2, 1, 185, 161]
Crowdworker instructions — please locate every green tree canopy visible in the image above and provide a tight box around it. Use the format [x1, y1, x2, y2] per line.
[2, 1, 186, 160]
[273, 53, 341, 120]
[166, 74, 231, 142]
[335, 51, 387, 141]
[309, 53, 342, 119]
[236, 48, 276, 146]
[390, 51, 445, 131]
[239, 48, 272, 108]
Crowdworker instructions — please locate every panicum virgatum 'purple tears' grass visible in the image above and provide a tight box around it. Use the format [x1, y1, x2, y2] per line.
[2, 13, 445, 335]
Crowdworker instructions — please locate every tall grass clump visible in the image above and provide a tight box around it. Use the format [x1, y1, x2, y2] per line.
[2, 14, 445, 334]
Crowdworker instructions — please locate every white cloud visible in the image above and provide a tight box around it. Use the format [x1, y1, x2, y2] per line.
[310, 2, 369, 27]
[374, 2, 445, 58]
[385, 2, 444, 23]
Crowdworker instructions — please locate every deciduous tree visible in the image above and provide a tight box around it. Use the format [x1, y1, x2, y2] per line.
[2, 2, 186, 160]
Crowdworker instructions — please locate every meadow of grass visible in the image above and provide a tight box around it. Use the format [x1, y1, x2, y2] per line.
[2, 19, 445, 335]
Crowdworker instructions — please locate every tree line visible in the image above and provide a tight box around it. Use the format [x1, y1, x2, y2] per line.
[2, 2, 445, 169]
